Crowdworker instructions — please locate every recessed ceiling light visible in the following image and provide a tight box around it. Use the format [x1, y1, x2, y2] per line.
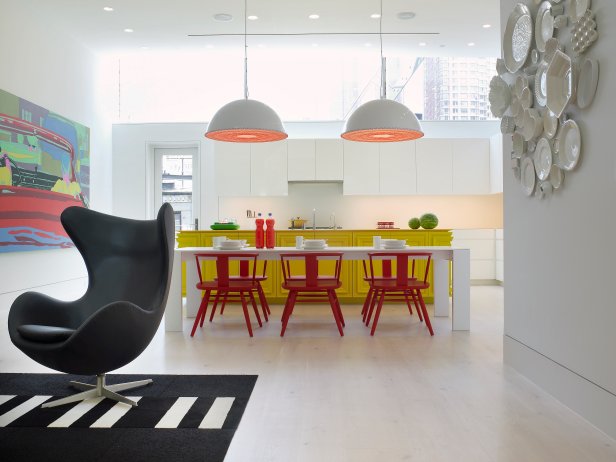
[247, 15, 258, 20]
[467, 42, 475, 46]
[103, 6, 114, 12]
[140, 46, 149, 50]
[312, 43, 319, 47]
[206, 44, 214, 49]
[419, 42, 427, 46]
[364, 42, 372, 47]
[482, 24, 491, 28]
[258, 43, 266, 48]
[213, 13, 233, 22]
[371, 13, 381, 19]
[397, 11, 416, 20]
[124, 28, 134, 33]
[308, 14, 320, 19]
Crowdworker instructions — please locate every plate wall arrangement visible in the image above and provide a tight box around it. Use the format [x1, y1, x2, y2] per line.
[490, 0, 599, 200]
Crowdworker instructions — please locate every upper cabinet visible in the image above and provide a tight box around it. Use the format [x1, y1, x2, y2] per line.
[416, 139, 453, 195]
[379, 141, 417, 195]
[287, 139, 343, 182]
[452, 139, 490, 194]
[214, 141, 288, 196]
[342, 141, 380, 195]
[214, 142, 251, 196]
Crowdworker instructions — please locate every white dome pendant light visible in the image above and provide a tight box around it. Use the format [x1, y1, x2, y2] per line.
[205, 0, 287, 142]
[341, 0, 423, 142]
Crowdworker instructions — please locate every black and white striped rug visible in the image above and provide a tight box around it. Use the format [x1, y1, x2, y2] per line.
[0, 373, 258, 462]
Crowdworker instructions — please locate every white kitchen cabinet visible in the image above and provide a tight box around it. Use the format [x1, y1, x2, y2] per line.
[379, 141, 417, 195]
[315, 139, 343, 181]
[452, 139, 490, 194]
[342, 141, 380, 195]
[215, 140, 287, 196]
[416, 139, 453, 195]
[288, 139, 343, 181]
[251, 140, 288, 196]
[287, 139, 315, 181]
[214, 142, 251, 196]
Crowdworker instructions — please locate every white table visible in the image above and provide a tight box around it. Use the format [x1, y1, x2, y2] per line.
[166, 246, 470, 332]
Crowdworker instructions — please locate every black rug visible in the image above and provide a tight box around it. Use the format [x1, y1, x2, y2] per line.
[0, 373, 258, 462]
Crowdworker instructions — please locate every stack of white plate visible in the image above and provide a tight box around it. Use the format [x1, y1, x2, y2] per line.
[303, 239, 327, 250]
[218, 240, 243, 250]
[381, 239, 406, 249]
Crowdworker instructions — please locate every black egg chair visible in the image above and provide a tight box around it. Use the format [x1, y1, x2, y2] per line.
[8, 203, 175, 408]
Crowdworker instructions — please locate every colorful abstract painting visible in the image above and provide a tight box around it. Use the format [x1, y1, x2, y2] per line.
[0, 89, 90, 253]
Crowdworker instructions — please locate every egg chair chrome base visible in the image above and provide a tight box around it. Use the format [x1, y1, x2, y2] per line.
[41, 373, 153, 408]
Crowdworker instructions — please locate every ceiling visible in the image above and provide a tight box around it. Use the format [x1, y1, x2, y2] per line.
[29, 0, 501, 57]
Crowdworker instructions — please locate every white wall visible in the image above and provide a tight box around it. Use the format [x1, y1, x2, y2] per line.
[501, 0, 616, 439]
[0, 0, 111, 295]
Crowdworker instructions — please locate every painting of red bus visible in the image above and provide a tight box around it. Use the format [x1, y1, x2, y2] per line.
[0, 89, 89, 252]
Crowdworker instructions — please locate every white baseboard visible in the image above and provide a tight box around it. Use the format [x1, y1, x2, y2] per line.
[470, 279, 502, 286]
[504, 335, 616, 440]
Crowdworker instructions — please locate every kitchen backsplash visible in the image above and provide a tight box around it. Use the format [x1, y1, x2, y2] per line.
[218, 183, 503, 230]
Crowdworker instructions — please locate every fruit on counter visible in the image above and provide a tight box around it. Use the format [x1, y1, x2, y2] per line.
[408, 217, 421, 229]
[419, 213, 438, 229]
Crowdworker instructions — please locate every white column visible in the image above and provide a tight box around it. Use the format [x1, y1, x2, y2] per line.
[452, 248, 470, 331]
[165, 250, 183, 331]
[185, 254, 200, 318]
[433, 258, 450, 318]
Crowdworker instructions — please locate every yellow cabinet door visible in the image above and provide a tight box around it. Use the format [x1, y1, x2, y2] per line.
[177, 232, 201, 296]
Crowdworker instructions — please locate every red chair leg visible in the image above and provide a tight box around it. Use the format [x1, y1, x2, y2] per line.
[248, 290, 263, 327]
[365, 288, 380, 326]
[361, 288, 374, 320]
[370, 290, 386, 336]
[416, 290, 434, 336]
[332, 292, 345, 327]
[219, 293, 228, 315]
[410, 290, 423, 322]
[256, 283, 269, 322]
[404, 291, 414, 316]
[327, 290, 344, 336]
[191, 290, 211, 337]
[280, 290, 298, 337]
[209, 292, 222, 323]
[239, 292, 253, 337]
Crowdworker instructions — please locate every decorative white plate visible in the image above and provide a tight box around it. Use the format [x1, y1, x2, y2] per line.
[557, 119, 581, 170]
[520, 87, 533, 110]
[571, 11, 597, 55]
[534, 137, 553, 181]
[549, 164, 564, 189]
[569, 0, 591, 22]
[522, 108, 543, 141]
[576, 57, 599, 109]
[501, 116, 516, 134]
[521, 157, 536, 196]
[535, 1, 555, 52]
[543, 110, 558, 139]
[544, 37, 561, 64]
[534, 61, 549, 106]
[546, 50, 574, 117]
[512, 132, 527, 157]
[504, 3, 533, 73]
[488, 76, 512, 117]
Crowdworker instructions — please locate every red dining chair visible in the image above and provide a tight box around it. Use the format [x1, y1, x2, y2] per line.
[218, 259, 270, 321]
[279, 252, 345, 337]
[360, 260, 422, 324]
[190, 252, 263, 337]
[364, 252, 434, 336]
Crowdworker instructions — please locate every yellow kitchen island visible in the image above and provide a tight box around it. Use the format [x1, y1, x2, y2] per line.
[177, 229, 452, 304]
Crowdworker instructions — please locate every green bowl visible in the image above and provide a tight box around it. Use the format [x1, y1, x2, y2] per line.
[210, 223, 240, 230]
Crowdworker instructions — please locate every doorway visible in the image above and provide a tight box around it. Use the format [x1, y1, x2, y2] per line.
[152, 146, 200, 231]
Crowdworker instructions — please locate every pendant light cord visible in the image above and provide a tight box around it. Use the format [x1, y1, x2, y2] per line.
[379, 0, 386, 100]
[244, 0, 249, 99]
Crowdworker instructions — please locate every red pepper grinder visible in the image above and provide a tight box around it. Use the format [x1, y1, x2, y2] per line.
[255, 215, 265, 249]
[265, 213, 275, 249]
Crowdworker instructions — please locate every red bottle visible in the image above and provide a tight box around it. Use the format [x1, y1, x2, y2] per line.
[255, 218, 265, 249]
[265, 215, 275, 249]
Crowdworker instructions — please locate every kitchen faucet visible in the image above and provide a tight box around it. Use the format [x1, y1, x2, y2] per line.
[313, 208, 316, 231]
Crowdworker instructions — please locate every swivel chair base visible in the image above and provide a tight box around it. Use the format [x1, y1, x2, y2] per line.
[42, 374, 153, 408]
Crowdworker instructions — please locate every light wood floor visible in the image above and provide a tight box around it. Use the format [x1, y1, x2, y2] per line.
[2, 284, 615, 461]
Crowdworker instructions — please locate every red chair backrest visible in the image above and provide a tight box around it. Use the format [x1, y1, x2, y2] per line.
[195, 252, 259, 287]
[280, 252, 343, 287]
[367, 252, 432, 286]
